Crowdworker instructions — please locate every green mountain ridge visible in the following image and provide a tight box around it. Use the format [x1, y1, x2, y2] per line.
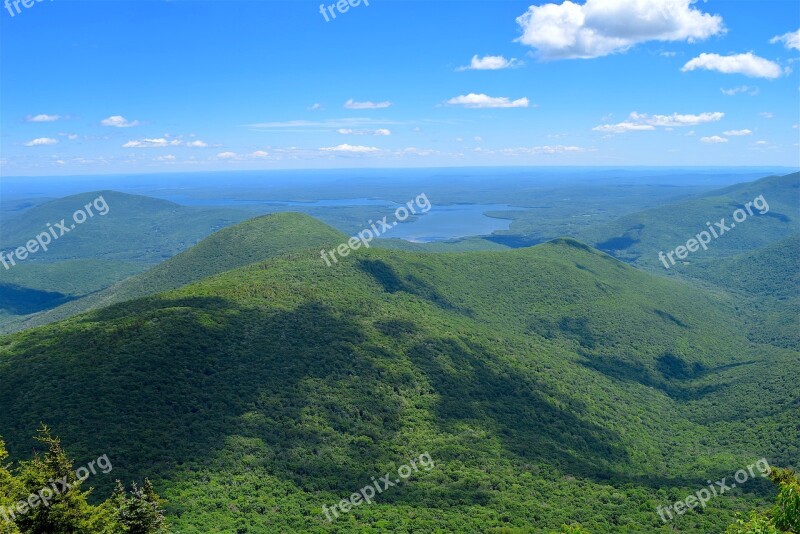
[1, 212, 347, 333]
[0, 216, 796, 532]
[577, 172, 800, 271]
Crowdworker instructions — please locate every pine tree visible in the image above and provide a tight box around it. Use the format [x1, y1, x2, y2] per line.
[116, 479, 169, 534]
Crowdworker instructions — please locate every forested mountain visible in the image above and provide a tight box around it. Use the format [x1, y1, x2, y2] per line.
[0, 216, 796, 532]
[2, 213, 347, 333]
[578, 172, 799, 271]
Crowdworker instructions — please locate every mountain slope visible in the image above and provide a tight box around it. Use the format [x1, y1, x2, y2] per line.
[577, 172, 799, 271]
[2, 212, 347, 332]
[0, 191, 255, 330]
[0, 228, 795, 532]
[680, 234, 800, 349]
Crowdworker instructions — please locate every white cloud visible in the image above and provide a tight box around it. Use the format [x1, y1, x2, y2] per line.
[123, 138, 180, 148]
[593, 111, 723, 133]
[446, 93, 530, 108]
[25, 114, 60, 122]
[344, 99, 392, 110]
[123, 137, 211, 148]
[720, 85, 759, 96]
[496, 145, 591, 156]
[723, 129, 752, 136]
[515, 0, 724, 60]
[248, 118, 399, 129]
[660, 51, 677, 57]
[760, 112, 774, 119]
[319, 144, 380, 153]
[770, 29, 800, 50]
[593, 122, 656, 133]
[631, 111, 724, 126]
[156, 155, 176, 162]
[531, 145, 588, 154]
[474, 136, 483, 142]
[755, 140, 768, 145]
[701, 135, 728, 143]
[336, 128, 392, 136]
[457, 54, 522, 71]
[308, 103, 323, 111]
[682, 53, 784, 79]
[217, 151, 238, 159]
[101, 115, 141, 128]
[251, 150, 269, 159]
[24, 137, 59, 146]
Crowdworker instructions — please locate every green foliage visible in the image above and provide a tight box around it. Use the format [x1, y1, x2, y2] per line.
[771, 469, 800, 533]
[578, 172, 800, 271]
[3, 212, 348, 333]
[0, 229, 796, 532]
[726, 469, 800, 534]
[0, 427, 166, 534]
[112, 480, 169, 534]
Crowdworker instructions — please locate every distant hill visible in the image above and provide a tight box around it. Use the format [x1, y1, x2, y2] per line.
[0, 191, 255, 330]
[681, 234, 800, 349]
[578, 172, 799, 271]
[0, 226, 795, 532]
[2, 212, 348, 332]
[0, 190, 251, 263]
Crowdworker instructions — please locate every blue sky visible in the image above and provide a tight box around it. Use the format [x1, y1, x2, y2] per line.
[1, 0, 798, 175]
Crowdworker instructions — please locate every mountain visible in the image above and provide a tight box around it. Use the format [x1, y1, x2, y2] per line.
[0, 191, 253, 263]
[0, 191, 256, 331]
[2, 212, 347, 332]
[0, 218, 795, 533]
[577, 172, 799, 271]
[680, 234, 800, 349]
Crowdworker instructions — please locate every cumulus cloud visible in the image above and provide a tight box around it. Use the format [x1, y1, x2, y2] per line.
[516, 0, 724, 60]
[186, 140, 209, 147]
[720, 85, 759, 96]
[594, 111, 723, 133]
[723, 129, 752, 136]
[217, 152, 238, 159]
[770, 29, 800, 50]
[319, 144, 380, 153]
[101, 115, 141, 128]
[457, 54, 522, 71]
[25, 114, 60, 122]
[344, 99, 392, 110]
[251, 150, 269, 159]
[446, 93, 530, 108]
[24, 137, 59, 146]
[701, 135, 728, 143]
[682, 53, 784, 79]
